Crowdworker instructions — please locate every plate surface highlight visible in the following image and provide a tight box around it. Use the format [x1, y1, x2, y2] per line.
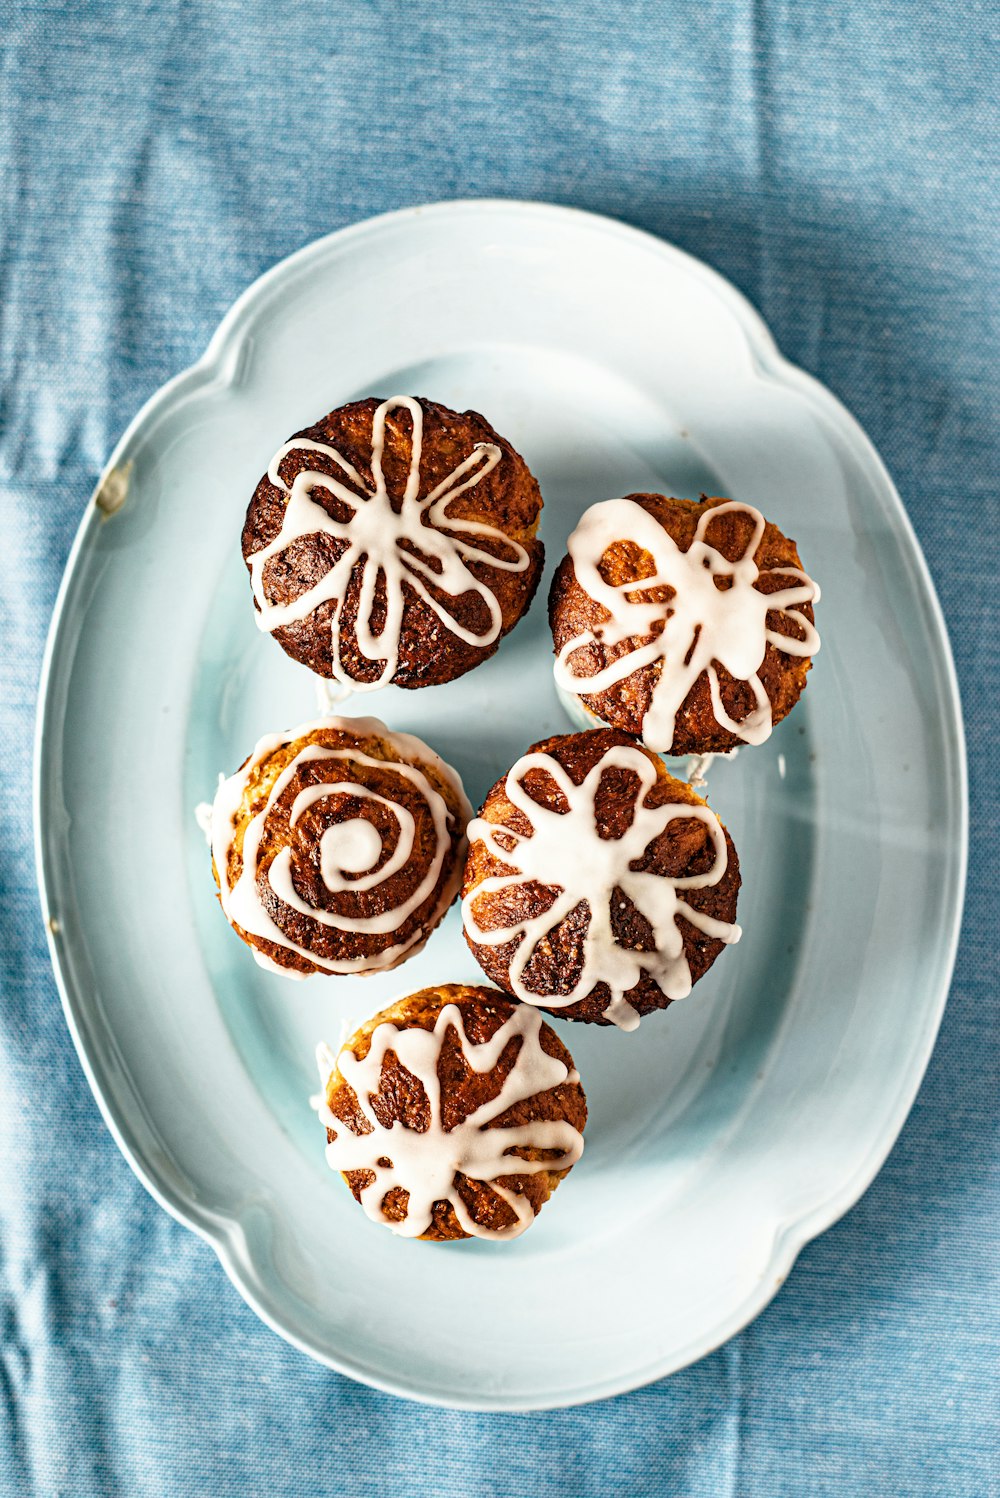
[34, 201, 967, 1410]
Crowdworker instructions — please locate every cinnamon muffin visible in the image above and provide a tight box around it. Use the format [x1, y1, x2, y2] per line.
[314, 984, 587, 1241]
[462, 728, 741, 1029]
[209, 716, 471, 977]
[550, 494, 820, 755]
[243, 395, 545, 688]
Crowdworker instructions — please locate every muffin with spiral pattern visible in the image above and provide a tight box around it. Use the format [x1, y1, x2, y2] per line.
[209, 716, 471, 977]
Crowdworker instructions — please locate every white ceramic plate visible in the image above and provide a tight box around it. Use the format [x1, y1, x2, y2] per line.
[34, 201, 967, 1410]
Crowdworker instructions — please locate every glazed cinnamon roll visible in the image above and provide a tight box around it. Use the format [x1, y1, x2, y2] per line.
[314, 984, 587, 1241]
[462, 729, 742, 1030]
[209, 716, 471, 977]
[243, 396, 545, 689]
[550, 494, 820, 755]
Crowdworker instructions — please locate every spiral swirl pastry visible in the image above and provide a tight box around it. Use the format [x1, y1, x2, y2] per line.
[209, 716, 472, 977]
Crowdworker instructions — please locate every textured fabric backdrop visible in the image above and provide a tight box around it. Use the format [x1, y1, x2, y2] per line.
[2, 2, 997, 1494]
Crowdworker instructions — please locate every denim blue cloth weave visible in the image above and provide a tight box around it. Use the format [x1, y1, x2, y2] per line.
[1, 2, 997, 1494]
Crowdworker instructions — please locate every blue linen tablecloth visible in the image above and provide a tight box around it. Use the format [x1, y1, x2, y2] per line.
[2, 2, 997, 1493]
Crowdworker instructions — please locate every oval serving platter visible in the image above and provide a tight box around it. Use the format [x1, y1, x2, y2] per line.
[34, 200, 967, 1410]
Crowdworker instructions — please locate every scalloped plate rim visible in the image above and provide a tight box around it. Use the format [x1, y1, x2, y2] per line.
[33, 198, 968, 1411]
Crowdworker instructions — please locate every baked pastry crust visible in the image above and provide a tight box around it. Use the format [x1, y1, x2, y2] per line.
[243, 396, 544, 688]
[316, 984, 587, 1241]
[549, 494, 819, 754]
[462, 728, 741, 1028]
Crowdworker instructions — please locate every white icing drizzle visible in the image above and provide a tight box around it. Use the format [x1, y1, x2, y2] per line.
[194, 800, 214, 845]
[314, 1003, 583, 1239]
[684, 754, 715, 791]
[249, 396, 531, 688]
[314, 676, 353, 715]
[685, 747, 740, 790]
[554, 498, 821, 751]
[210, 716, 472, 977]
[462, 742, 741, 1031]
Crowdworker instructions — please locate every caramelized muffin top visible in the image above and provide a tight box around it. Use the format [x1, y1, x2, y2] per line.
[550, 494, 820, 754]
[244, 396, 545, 688]
[462, 729, 741, 1029]
[316, 984, 587, 1241]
